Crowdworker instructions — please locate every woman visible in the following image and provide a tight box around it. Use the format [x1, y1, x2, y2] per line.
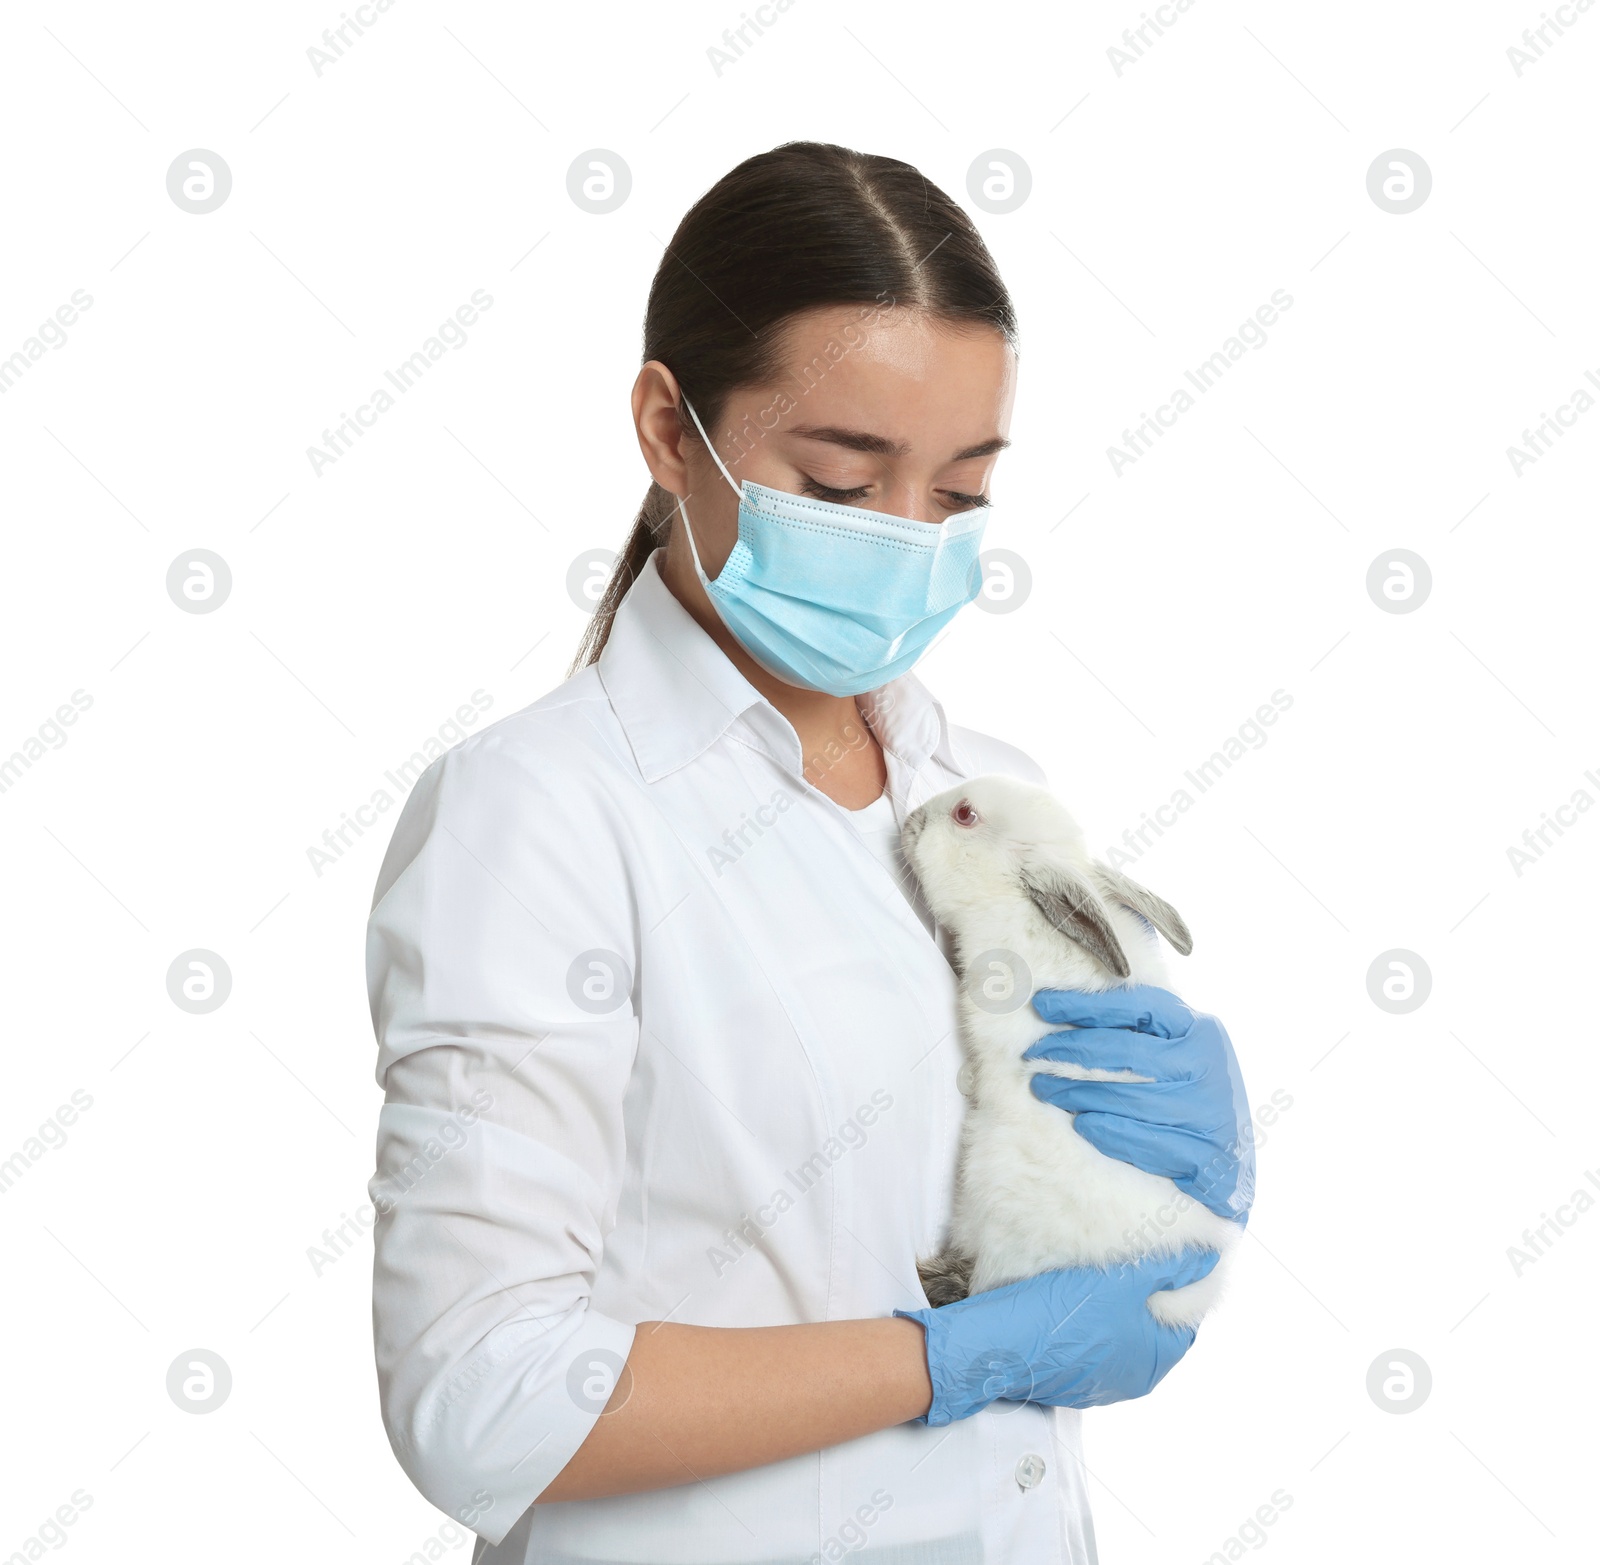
[366, 141, 1253, 1564]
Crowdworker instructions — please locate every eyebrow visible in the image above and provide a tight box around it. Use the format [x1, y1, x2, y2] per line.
[786, 424, 1011, 462]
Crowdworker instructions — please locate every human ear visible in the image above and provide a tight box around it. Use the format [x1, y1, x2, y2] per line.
[631, 360, 692, 496]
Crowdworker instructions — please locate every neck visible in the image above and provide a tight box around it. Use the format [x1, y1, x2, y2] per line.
[659, 536, 887, 807]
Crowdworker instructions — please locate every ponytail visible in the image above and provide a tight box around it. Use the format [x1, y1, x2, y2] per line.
[567, 480, 680, 675]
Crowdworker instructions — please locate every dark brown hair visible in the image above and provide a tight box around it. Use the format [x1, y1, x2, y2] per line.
[570, 139, 1018, 672]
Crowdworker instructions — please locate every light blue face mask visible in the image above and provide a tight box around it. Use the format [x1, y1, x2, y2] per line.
[675, 395, 990, 697]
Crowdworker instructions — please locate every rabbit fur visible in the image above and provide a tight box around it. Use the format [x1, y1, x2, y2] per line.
[900, 773, 1240, 1327]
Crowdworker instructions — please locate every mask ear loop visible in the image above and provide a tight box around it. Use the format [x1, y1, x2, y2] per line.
[674, 393, 744, 583]
[680, 395, 745, 498]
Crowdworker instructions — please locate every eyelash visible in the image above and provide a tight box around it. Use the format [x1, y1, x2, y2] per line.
[798, 478, 991, 510]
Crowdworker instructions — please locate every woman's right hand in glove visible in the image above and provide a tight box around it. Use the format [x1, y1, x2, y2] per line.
[895, 1248, 1221, 1427]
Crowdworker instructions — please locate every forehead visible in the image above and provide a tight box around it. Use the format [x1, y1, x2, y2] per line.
[765, 304, 1016, 450]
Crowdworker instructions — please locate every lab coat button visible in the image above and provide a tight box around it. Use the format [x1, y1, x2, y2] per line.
[1015, 1453, 1046, 1490]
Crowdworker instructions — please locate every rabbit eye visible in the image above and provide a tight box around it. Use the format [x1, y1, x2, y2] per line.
[952, 800, 980, 828]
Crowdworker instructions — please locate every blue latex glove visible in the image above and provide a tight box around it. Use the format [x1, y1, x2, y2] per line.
[895, 1249, 1220, 1425]
[1025, 986, 1255, 1223]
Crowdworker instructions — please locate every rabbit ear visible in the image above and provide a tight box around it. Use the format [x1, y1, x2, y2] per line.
[1091, 863, 1194, 956]
[1021, 860, 1132, 980]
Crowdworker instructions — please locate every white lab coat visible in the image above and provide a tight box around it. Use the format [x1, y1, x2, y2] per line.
[366, 550, 1098, 1563]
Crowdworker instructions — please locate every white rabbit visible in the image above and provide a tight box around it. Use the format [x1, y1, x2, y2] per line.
[900, 773, 1240, 1328]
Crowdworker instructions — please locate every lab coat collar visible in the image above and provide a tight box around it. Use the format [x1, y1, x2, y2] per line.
[597, 550, 957, 785]
[856, 677, 952, 778]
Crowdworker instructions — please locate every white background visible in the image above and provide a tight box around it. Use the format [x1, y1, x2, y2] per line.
[2, 0, 1596, 1561]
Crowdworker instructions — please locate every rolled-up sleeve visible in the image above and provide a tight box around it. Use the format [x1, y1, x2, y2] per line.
[365, 731, 641, 1546]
